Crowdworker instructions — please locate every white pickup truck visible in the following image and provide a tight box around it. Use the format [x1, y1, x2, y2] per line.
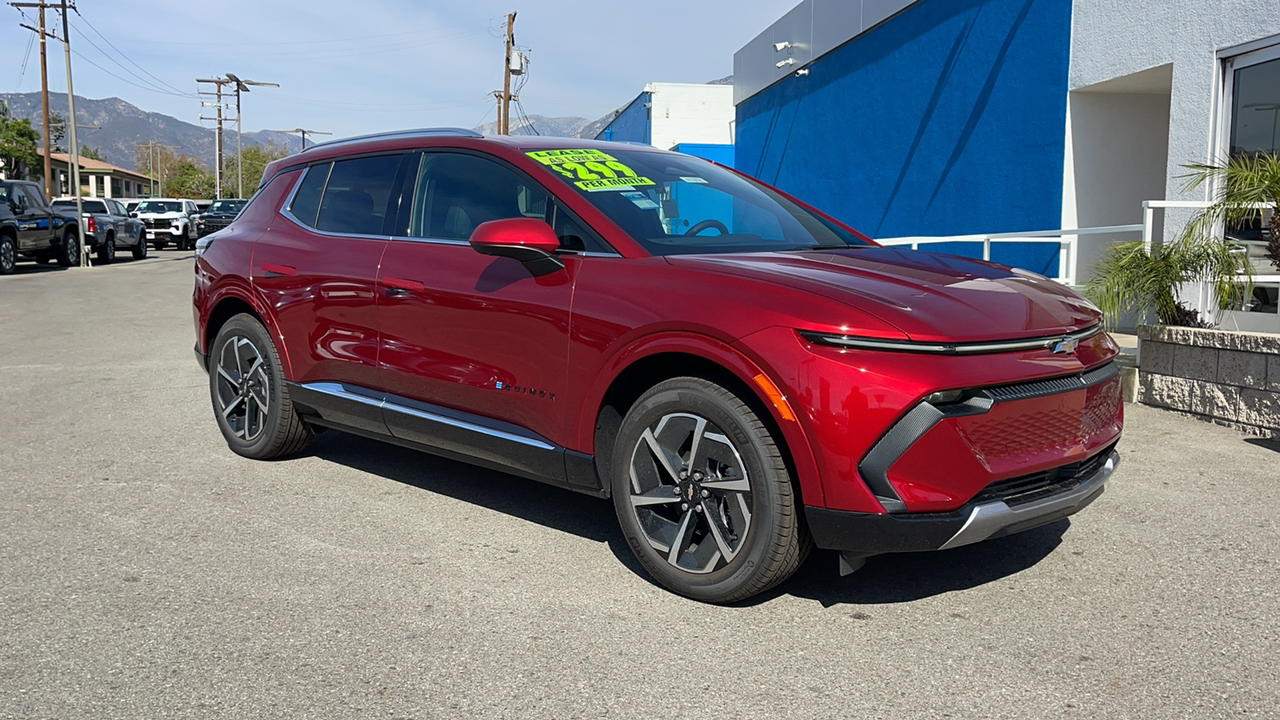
[134, 198, 200, 251]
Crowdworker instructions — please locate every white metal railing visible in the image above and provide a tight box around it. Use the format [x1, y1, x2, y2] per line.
[876, 224, 1143, 287]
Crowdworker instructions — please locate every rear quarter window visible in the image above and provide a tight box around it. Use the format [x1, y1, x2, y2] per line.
[288, 162, 331, 228]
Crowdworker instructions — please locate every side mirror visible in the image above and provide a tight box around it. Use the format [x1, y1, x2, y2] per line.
[469, 218, 564, 276]
[129, 212, 138, 218]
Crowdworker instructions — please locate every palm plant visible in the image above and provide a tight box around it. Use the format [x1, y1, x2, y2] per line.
[1183, 152, 1280, 271]
[1085, 154, 1274, 327]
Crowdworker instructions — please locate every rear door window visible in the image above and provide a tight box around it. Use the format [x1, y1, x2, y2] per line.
[314, 154, 408, 236]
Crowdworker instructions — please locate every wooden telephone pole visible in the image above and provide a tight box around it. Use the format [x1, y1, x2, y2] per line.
[11, 1, 56, 200]
[499, 12, 516, 135]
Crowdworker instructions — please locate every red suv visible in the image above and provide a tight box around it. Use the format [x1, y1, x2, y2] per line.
[193, 129, 1122, 603]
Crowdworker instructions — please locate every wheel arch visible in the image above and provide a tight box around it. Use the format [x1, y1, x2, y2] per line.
[202, 287, 292, 377]
[584, 334, 824, 507]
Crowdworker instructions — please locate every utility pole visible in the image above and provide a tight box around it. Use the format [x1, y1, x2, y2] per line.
[268, 128, 331, 151]
[37, 6, 50, 199]
[500, 12, 515, 135]
[197, 76, 230, 199]
[58, 0, 84, 264]
[224, 73, 278, 198]
[11, 2, 57, 200]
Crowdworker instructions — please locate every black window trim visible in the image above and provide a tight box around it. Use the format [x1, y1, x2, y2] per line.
[386, 148, 621, 257]
[277, 153, 414, 241]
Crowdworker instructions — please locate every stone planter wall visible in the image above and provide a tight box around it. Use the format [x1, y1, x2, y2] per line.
[1137, 325, 1280, 438]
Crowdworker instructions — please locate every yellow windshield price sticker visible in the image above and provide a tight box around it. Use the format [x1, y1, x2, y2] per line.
[527, 149, 656, 192]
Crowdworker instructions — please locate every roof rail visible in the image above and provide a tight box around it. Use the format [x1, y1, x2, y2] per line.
[301, 127, 484, 152]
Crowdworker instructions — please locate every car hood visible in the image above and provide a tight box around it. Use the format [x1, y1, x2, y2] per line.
[138, 212, 184, 218]
[200, 212, 238, 219]
[666, 247, 1101, 342]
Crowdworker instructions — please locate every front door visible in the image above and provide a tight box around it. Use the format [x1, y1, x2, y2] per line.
[376, 151, 578, 475]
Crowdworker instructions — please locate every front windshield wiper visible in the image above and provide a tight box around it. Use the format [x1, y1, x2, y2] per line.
[788, 244, 858, 251]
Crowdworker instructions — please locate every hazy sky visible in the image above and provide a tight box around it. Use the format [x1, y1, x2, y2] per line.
[1, 1, 793, 140]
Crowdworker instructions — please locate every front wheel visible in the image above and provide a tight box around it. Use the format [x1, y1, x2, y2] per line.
[131, 235, 148, 260]
[209, 314, 313, 459]
[611, 377, 809, 603]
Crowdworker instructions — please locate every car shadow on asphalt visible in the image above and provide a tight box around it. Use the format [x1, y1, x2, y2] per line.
[304, 430, 624, 544]
[304, 429, 1070, 606]
[754, 520, 1070, 608]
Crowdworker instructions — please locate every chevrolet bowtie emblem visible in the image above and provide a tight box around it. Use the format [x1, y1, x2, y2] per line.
[1052, 337, 1080, 354]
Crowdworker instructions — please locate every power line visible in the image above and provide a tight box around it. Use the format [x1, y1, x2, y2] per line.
[66, 20, 194, 98]
[70, 7, 193, 97]
[68, 46, 191, 98]
[14, 28, 34, 90]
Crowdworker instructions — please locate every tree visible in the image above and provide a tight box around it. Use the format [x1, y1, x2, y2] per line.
[0, 116, 42, 180]
[223, 141, 288, 198]
[80, 144, 104, 162]
[165, 159, 215, 199]
[48, 110, 66, 152]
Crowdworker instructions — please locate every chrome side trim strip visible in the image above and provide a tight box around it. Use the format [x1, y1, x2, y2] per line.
[304, 382, 385, 408]
[389, 403, 557, 451]
[801, 324, 1104, 356]
[938, 451, 1119, 550]
[298, 381, 556, 451]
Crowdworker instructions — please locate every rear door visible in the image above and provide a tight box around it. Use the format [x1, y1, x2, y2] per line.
[251, 153, 412, 433]
[375, 151, 581, 474]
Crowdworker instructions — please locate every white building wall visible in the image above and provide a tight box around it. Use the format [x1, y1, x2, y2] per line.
[646, 83, 735, 151]
[1071, 0, 1280, 206]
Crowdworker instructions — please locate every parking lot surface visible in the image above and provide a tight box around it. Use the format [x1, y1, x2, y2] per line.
[2, 254, 1278, 719]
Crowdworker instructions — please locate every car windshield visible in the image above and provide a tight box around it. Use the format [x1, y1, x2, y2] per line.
[208, 200, 246, 214]
[53, 200, 107, 214]
[137, 201, 181, 213]
[526, 147, 868, 255]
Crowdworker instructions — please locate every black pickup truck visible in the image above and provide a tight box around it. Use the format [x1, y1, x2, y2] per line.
[0, 180, 80, 274]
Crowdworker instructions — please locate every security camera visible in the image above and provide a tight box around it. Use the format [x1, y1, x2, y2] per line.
[776, 58, 796, 68]
[773, 41, 792, 52]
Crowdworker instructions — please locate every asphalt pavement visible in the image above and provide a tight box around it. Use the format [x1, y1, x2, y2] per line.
[1, 252, 1278, 719]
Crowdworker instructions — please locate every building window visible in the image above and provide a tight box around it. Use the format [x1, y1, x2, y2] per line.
[1225, 42, 1280, 157]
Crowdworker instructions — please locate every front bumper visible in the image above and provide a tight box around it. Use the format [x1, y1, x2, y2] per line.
[805, 449, 1119, 555]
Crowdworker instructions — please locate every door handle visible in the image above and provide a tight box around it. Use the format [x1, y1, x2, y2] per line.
[261, 263, 296, 277]
[382, 277, 425, 297]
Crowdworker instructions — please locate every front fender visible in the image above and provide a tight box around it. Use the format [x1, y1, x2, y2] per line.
[576, 331, 825, 507]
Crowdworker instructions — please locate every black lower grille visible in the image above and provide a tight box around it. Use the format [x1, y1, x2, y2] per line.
[973, 444, 1115, 506]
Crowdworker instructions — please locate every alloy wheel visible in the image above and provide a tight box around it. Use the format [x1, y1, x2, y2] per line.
[0, 239, 14, 273]
[214, 335, 271, 442]
[627, 412, 753, 574]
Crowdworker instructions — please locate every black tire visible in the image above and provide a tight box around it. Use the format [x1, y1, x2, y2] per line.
[131, 234, 148, 260]
[610, 377, 810, 603]
[0, 233, 15, 275]
[33, 252, 53, 265]
[57, 229, 79, 267]
[209, 314, 313, 460]
[97, 234, 116, 264]
[152, 240, 166, 251]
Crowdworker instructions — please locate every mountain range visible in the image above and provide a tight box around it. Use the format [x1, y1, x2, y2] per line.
[1, 75, 735, 171]
[0, 92, 304, 172]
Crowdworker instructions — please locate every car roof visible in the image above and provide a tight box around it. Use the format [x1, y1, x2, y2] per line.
[260, 129, 675, 188]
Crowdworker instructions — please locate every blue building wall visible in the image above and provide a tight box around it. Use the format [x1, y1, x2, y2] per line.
[597, 92, 651, 144]
[671, 143, 736, 167]
[735, 0, 1072, 274]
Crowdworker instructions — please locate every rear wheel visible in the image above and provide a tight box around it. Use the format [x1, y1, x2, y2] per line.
[209, 314, 313, 459]
[0, 233, 15, 274]
[57, 229, 79, 267]
[611, 377, 809, 603]
[97, 235, 115, 264]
